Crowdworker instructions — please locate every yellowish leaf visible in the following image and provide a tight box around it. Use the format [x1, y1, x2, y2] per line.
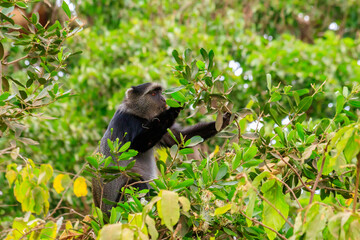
[209, 145, 220, 159]
[98, 223, 149, 240]
[6, 169, 17, 187]
[11, 147, 19, 160]
[157, 190, 180, 232]
[53, 174, 65, 194]
[128, 213, 148, 235]
[145, 216, 158, 240]
[156, 148, 168, 162]
[73, 177, 88, 197]
[178, 196, 191, 212]
[346, 198, 353, 206]
[65, 221, 73, 230]
[214, 204, 232, 216]
[38, 164, 53, 185]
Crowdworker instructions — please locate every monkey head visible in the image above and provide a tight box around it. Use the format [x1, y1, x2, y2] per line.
[123, 83, 167, 119]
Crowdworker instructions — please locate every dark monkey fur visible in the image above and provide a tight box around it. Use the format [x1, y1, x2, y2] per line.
[92, 83, 230, 213]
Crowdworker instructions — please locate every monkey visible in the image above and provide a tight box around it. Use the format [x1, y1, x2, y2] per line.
[92, 83, 231, 214]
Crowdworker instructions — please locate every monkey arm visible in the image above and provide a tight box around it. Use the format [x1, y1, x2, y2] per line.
[160, 113, 231, 147]
[130, 107, 181, 152]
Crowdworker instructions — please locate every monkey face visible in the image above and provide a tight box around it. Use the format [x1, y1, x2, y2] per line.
[124, 83, 167, 119]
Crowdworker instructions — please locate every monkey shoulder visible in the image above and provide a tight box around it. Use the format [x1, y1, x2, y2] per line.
[107, 111, 147, 141]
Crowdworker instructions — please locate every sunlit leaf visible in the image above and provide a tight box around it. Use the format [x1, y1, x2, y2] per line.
[214, 204, 232, 216]
[157, 190, 180, 232]
[73, 177, 88, 197]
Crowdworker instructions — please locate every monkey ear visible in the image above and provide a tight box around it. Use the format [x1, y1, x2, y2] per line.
[125, 88, 135, 98]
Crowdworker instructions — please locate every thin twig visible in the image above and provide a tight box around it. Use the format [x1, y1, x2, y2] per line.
[275, 150, 312, 192]
[3, 55, 29, 65]
[276, 177, 302, 209]
[239, 210, 288, 240]
[127, 178, 156, 187]
[309, 141, 329, 204]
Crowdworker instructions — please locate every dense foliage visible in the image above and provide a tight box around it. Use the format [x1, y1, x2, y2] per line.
[1, 0, 360, 239]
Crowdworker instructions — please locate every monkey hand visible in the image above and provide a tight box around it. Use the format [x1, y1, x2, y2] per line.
[149, 107, 182, 130]
[221, 112, 232, 130]
[167, 106, 182, 119]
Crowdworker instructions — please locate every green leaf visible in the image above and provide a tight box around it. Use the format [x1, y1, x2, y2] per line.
[293, 91, 300, 106]
[174, 179, 194, 189]
[196, 60, 205, 70]
[215, 164, 228, 180]
[172, 50, 183, 65]
[243, 146, 257, 162]
[202, 169, 209, 185]
[107, 139, 114, 152]
[270, 92, 282, 102]
[274, 127, 286, 145]
[15, 2, 28, 8]
[31, 13, 39, 24]
[171, 91, 186, 103]
[125, 160, 136, 170]
[296, 123, 305, 142]
[269, 108, 281, 126]
[344, 135, 360, 162]
[0, 92, 10, 101]
[242, 159, 262, 168]
[297, 96, 313, 112]
[223, 227, 238, 237]
[204, 76, 213, 87]
[166, 99, 181, 107]
[86, 156, 99, 169]
[119, 141, 131, 152]
[336, 95, 345, 114]
[185, 136, 204, 147]
[40, 221, 57, 239]
[164, 86, 185, 94]
[62, 0, 71, 18]
[38, 78, 46, 85]
[302, 204, 328, 239]
[208, 50, 214, 71]
[295, 88, 310, 96]
[118, 150, 138, 161]
[26, 79, 33, 88]
[184, 48, 192, 64]
[200, 48, 208, 61]
[232, 149, 242, 170]
[349, 100, 360, 108]
[343, 86, 349, 98]
[179, 148, 194, 155]
[266, 74, 272, 93]
[246, 189, 256, 226]
[261, 179, 289, 240]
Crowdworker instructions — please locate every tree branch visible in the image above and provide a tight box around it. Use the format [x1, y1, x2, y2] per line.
[309, 141, 329, 204]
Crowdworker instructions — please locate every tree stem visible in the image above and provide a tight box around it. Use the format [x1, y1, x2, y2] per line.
[309, 142, 329, 205]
